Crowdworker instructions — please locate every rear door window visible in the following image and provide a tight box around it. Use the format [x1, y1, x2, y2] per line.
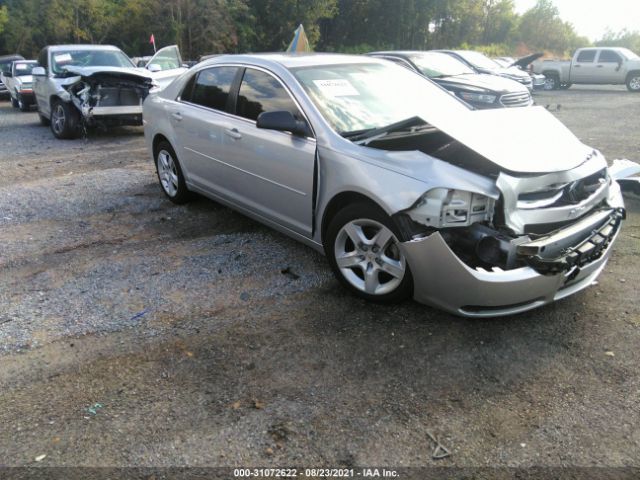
[576, 50, 596, 63]
[598, 50, 621, 63]
[235, 68, 302, 121]
[190, 66, 239, 112]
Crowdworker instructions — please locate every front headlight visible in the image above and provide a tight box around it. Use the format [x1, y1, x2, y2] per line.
[406, 188, 495, 228]
[458, 91, 497, 104]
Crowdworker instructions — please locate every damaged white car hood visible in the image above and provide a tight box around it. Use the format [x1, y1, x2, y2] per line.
[422, 106, 594, 174]
[63, 66, 154, 81]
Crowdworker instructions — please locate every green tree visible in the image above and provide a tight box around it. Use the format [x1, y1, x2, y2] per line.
[596, 29, 640, 55]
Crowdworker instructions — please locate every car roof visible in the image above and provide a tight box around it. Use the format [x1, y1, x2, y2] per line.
[0, 54, 24, 61]
[48, 44, 123, 52]
[199, 52, 385, 70]
[370, 50, 444, 56]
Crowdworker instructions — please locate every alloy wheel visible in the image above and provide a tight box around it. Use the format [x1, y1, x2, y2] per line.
[157, 149, 179, 197]
[544, 77, 557, 90]
[630, 76, 640, 91]
[334, 218, 406, 296]
[51, 104, 66, 135]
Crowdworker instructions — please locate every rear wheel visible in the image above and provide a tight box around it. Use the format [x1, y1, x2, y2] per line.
[155, 141, 192, 204]
[50, 99, 80, 139]
[325, 202, 413, 303]
[18, 95, 30, 112]
[627, 73, 640, 92]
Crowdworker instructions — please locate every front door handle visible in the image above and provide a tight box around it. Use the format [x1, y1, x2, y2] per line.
[171, 112, 183, 121]
[224, 128, 242, 140]
[597, 65, 603, 68]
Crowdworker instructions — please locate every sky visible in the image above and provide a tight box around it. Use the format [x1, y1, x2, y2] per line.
[513, 0, 640, 41]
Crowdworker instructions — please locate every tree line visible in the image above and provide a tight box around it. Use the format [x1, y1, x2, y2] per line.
[0, 0, 636, 61]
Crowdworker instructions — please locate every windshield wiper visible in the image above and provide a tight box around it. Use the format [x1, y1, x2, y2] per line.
[341, 127, 376, 139]
[346, 116, 428, 144]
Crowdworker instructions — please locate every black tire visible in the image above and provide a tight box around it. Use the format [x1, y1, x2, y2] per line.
[18, 95, 30, 112]
[10, 96, 18, 108]
[154, 141, 192, 204]
[544, 73, 560, 91]
[50, 99, 80, 139]
[325, 202, 414, 304]
[626, 72, 640, 92]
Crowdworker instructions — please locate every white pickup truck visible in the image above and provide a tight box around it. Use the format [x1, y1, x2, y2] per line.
[532, 47, 640, 91]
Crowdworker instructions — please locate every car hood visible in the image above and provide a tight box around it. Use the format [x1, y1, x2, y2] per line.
[497, 66, 531, 79]
[16, 75, 33, 84]
[422, 106, 594, 173]
[438, 73, 529, 93]
[511, 53, 544, 69]
[62, 66, 154, 83]
[355, 106, 594, 175]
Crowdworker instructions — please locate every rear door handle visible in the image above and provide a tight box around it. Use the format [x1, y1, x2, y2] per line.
[597, 65, 603, 68]
[224, 128, 242, 140]
[171, 112, 183, 121]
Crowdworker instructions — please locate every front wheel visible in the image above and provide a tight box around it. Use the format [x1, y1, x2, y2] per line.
[543, 74, 560, 90]
[50, 99, 80, 139]
[10, 96, 18, 108]
[627, 73, 640, 92]
[325, 202, 413, 303]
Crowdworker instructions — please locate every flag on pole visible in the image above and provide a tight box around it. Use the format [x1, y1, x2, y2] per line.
[149, 33, 156, 53]
[286, 24, 311, 53]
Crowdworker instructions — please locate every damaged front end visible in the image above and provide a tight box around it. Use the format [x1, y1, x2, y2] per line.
[60, 68, 155, 127]
[361, 116, 627, 317]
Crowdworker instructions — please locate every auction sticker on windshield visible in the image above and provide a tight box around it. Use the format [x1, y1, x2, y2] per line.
[313, 79, 359, 97]
[54, 53, 73, 63]
[15, 63, 28, 70]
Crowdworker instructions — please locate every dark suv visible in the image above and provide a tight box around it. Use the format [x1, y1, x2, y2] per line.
[368, 51, 532, 109]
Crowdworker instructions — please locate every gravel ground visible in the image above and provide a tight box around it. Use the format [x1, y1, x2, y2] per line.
[0, 86, 639, 475]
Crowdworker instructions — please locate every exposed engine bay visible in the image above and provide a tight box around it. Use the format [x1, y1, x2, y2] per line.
[60, 69, 155, 127]
[356, 118, 626, 277]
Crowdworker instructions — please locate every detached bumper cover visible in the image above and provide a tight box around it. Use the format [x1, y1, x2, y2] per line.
[401, 182, 625, 317]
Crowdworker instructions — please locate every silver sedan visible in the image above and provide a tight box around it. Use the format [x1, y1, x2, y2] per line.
[143, 54, 625, 317]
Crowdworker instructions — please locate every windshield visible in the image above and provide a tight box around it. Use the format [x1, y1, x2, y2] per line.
[51, 49, 135, 74]
[455, 51, 501, 70]
[619, 48, 640, 60]
[13, 62, 37, 75]
[410, 52, 474, 77]
[292, 61, 469, 135]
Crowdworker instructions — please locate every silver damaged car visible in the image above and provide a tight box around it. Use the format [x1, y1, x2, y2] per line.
[143, 54, 626, 317]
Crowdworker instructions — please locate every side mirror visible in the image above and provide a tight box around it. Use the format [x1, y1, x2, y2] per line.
[147, 63, 162, 73]
[256, 111, 310, 137]
[3, 71, 12, 77]
[32, 67, 46, 76]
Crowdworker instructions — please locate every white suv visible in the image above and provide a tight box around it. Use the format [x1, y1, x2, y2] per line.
[33, 44, 187, 139]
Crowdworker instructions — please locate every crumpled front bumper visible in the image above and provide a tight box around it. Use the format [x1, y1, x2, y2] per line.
[400, 181, 625, 318]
